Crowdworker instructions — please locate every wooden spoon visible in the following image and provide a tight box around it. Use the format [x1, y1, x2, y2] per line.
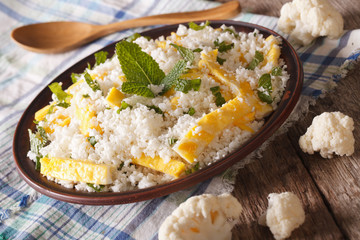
[11, 1, 240, 54]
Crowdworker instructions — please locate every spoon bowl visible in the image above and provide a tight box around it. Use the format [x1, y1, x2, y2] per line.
[11, 1, 241, 53]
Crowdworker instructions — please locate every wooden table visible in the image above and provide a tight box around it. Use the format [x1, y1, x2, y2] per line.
[218, 0, 360, 239]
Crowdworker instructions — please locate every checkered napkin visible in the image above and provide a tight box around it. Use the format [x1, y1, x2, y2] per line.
[0, 0, 359, 239]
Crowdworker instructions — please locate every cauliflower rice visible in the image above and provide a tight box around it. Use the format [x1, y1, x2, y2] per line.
[28, 23, 289, 192]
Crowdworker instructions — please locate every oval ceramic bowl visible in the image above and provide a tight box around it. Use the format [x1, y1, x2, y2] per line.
[13, 20, 303, 205]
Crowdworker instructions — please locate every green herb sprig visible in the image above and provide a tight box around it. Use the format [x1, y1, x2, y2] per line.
[185, 107, 195, 116]
[174, 78, 201, 93]
[94, 51, 108, 66]
[28, 126, 49, 171]
[117, 101, 132, 113]
[216, 56, 226, 65]
[87, 136, 97, 147]
[48, 82, 72, 108]
[84, 72, 101, 92]
[188, 20, 210, 31]
[185, 162, 200, 175]
[246, 51, 264, 70]
[210, 86, 226, 107]
[214, 39, 234, 53]
[257, 73, 273, 104]
[170, 43, 195, 63]
[87, 183, 104, 192]
[168, 137, 178, 146]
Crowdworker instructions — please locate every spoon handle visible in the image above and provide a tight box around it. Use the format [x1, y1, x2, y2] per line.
[95, 0, 240, 36]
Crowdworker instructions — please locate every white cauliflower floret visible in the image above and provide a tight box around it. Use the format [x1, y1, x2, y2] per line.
[158, 193, 242, 240]
[259, 192, 305, 240]
[299, 112, 355, 158]
[278, 0, 344, 45]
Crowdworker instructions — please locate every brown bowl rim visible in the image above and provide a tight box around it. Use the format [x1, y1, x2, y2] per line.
[13, 20, 303, 205]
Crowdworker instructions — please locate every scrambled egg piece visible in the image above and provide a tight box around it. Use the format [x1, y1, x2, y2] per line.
[174, 96, 253, 163]
[199, 49, 272, 119]
[158, 193, 242, 240]
[35, 105, 53, 122]
[106, 87, 125, 108]
[264, 35, 281, 66]
[43, 115, 71, 134]
[132, 155, 185, 178]
[40, 157, 115, 185]
[75, 103, 102, 137]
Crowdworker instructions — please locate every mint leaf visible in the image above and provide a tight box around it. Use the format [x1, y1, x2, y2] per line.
[87, 136, 97, 146]
[28, 127, 48, 171]
[116, 41, 165, 86]
[147, 105, 163, 115]
[257, 73, 273, 104]
[126, 33, 151, 42]
[257, 92, 273, 104]
[29, 129, 42, 156]
[94, 51, 108, 66]
[210, 86, 226, 107]
[246, 51, 264, 70]
[126, 33, 142, 42]
[271, 66, 282, 76]
[161, 60, 187, 94]
[48, 82, 71, 103]
[117, 101, 132, 113]
[84, 72, 101, 92]
[186, 107, 195, 116]
[121, 82, 155, 98]
[117, 162, 124, 171]
[71, 73, 81, 83]
[37, 126, 48, 143]
[87, 183, 104, 192]
[168, 137, 178, 146]
[170, 43, 194, 63]
[216, 56, 226, 65]
[224, 28, 239, 38]
[35, 156, 41, 171]
[214, 39, 234, 53]
[258, 73, 272, 91]
[175, 78, 201, 93]
[56, 102, 70, 108]
[188, 20, 210, 31]
[185, 162, 200, 175]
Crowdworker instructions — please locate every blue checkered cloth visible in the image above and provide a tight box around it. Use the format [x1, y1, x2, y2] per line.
[1, 0, 359, 239]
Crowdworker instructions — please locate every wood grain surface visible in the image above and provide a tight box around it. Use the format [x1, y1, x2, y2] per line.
[217, 0, 360, 239]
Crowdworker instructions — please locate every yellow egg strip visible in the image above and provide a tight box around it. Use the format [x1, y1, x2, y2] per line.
[43, 115, 71, 134]
[106, 87, 124, 108]
[40, 157, 115, 185]
[75, 103, 103, 137]
[264, 35, 280, 66]
[174, 96, 253, 163]
[199, 49, 273, 119]
[132, 155, 186, 178]
[66, 79, 84, 92]
[35, 104, 54, 122]
[198, 49, 241, 98]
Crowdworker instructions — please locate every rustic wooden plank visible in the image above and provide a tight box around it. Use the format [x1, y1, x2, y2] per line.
[232, 134, 343, 239]
[287, 65, 360, 239]
[214, 0, 360, 238]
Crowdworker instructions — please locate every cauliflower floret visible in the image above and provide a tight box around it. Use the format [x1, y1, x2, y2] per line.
[259, 192, 305, 240]
[278, 0, 344, 45]
[158, 193, 242, 240]
[299, 112, 355, 158]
